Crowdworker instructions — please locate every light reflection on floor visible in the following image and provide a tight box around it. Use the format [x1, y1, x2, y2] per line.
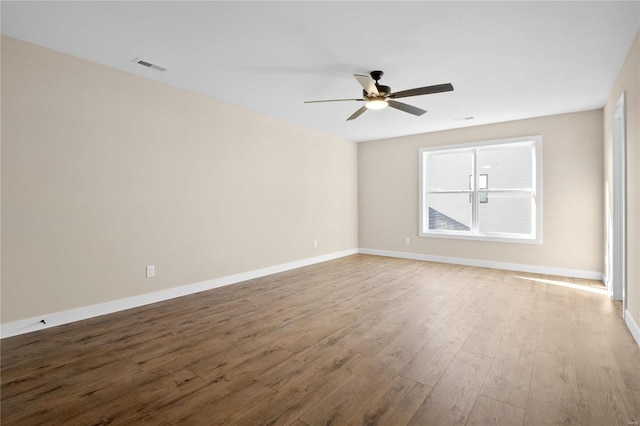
[514, 276, 609, 295]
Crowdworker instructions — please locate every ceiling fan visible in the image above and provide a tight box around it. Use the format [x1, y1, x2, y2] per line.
[304, 70, 454, 121]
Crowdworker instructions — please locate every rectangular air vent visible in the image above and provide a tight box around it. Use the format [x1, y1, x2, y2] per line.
[133, 58, 168, 72]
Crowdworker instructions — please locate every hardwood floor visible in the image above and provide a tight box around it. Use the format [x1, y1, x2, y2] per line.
[2, 254, 639, 425]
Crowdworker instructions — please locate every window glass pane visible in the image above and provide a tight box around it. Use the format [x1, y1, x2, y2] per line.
[477, 192, 532, 235]
[477, 143, 532, 189]
[428, 193, 472, 231]
[427, 151, 473, 191]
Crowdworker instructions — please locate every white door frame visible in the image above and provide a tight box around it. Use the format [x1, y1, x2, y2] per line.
[611, 92, 626, 310]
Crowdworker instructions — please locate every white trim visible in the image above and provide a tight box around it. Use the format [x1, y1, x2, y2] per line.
[359, 248, 604, 281]
[624, 309, 640, 347]
[1, 248, 358, 339]
[611, 92, 626, 303]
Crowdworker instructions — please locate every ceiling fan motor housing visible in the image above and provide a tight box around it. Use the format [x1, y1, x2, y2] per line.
[368, 71, 390, 98]
[363, 85, 391, 99]
[376, 85, 391, 96]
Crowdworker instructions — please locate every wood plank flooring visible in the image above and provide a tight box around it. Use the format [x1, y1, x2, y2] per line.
[2, 254, 639, 425]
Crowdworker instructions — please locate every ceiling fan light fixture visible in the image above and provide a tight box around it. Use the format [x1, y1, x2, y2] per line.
[365, 99, 388, 110]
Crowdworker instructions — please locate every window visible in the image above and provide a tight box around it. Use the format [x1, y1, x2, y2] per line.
[419, 135, 542, 244]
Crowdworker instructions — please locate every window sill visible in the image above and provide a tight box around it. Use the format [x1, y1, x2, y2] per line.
[419, 231, 542, 245]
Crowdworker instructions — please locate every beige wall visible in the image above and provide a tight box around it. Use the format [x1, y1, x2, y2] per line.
[359, 110, 604, 273]
[2, 32, 630, 329]
[604, 32, 640, 325]
[1, 37, 358, 323]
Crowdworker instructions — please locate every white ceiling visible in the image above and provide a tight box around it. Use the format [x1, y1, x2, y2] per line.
[2, 1, 639, 142]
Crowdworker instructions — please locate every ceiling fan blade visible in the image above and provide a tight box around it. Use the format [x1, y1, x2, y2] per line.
[354, 74, 379, 96]
[304, 98, 364, 103]
[347, 105, 368, 121]
[387, 100, 427, 116]
[389, 83, 454, 99]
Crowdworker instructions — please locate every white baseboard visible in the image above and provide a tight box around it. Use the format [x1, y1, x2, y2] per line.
[359, 248, 605, 281]
[1, 248, 358, 339]
[624, 309, 640, 347]
[2, 247, 613, 339]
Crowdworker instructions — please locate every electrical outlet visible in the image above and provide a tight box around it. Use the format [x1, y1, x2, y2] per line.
[146, 265, 155, 278]
[313, 240, 318, 248]
[404, 237, 410, 245]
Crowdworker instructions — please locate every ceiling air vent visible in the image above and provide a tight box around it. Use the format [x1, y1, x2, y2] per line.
[133, 58, 168, 72]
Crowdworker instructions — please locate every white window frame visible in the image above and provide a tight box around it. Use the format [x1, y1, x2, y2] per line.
[419, 135, 542, 245]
